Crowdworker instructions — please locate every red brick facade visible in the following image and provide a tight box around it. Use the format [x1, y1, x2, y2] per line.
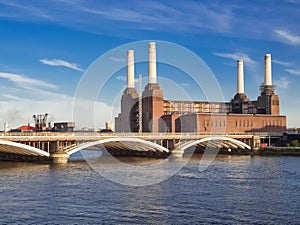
[177, 113, 286, 134]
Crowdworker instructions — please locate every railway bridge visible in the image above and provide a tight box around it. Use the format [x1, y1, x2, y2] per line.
[0, 132, 266, 163]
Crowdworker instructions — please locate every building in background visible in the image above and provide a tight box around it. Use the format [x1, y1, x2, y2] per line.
[10, 125, 36, 133]
[52, 122, 75, 132]
[115, 42, 286, 134]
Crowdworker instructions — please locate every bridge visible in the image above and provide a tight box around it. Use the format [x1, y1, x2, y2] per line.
[0, 132, 268, 163]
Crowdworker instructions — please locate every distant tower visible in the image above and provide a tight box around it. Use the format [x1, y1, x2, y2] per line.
[138, 74, 143, 133]
[33, 113, 48, 131]
[148, 42, 157, 84]
[114, 50, 139, 132]
[231, 60, 249, 113]
[127, 50, 135, 88]
[237, 60, 244, 94]
[264, 54, 272, 86]
[4, 121, 9, 133]
[142, 42, 164, 132]
[105, 121, 113, 131]
[257, 54, 280, 115]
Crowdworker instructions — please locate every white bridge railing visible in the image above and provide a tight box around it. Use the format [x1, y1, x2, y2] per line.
[0, 131, 281, 138]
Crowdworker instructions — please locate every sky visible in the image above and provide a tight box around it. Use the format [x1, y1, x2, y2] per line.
[0, 0, 300, 129]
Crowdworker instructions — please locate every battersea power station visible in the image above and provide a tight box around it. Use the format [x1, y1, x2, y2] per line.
[115, 42, 286, 134]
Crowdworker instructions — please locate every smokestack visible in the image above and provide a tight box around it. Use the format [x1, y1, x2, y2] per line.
[237, 60, 244, 94]
[148, 42, 157, 84]
[127, 50, 135, 88]
[4, 121, 9, 133]
[264, 54, 272, 86]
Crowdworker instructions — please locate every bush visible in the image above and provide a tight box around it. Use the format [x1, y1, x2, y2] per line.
[289, 140, 300, 147]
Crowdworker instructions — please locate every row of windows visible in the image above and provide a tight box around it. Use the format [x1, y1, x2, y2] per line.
[234, 120, 283, 127]
[202, 120, 226, 127]
[262, 120, 282, 126]
[235, 120, 253, 127]
[199, 119, 283, 128]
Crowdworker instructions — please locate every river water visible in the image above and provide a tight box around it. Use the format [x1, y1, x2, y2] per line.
[0, 154, 299, 224]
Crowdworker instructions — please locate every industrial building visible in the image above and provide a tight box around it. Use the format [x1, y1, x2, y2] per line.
[115, 42, 286, 134]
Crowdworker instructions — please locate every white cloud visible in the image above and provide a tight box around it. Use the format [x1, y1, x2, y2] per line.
[213, 52, 256, 64]
[88, 1, 232, 32]
[181, 83, 190, 87]
[273, 59, 291, 67]
[286, 69, 300, 76]
[109, 56, 126, 63]
[0, 0, 234, 34]
[274, 76, 290, 89]
[1, 94, 20, 100]
[0, 72, 57, 89]
[40, 59, 83, 72]
[116, 75, 126, 82]
[274, 29, 300, 45]
[0, 94, 117, 130]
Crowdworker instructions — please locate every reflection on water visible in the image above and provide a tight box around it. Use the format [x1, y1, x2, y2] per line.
[0, 154, 299, 224]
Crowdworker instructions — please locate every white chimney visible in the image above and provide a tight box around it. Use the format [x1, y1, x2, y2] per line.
[237, 60, 244, 94]
[4, 121, 9, 133]
[264, 54, 272, 86]
[127, 50, 135, 88]
[148, 42, 157, 84]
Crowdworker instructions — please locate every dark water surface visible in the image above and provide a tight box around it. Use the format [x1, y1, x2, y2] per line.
[0, 154, 299, 224]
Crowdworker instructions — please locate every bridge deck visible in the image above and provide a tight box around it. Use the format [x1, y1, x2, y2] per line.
[0, 132, 260, 142]
[0, 132, 283, 162]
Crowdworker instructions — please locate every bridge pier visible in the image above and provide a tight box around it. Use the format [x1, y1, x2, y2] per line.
[252, 135, 261, 151]
[170, 149, 184, 158]
[50, 153, 69, 164]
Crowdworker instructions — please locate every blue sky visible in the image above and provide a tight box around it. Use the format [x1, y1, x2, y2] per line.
[0, 0, 300, 129]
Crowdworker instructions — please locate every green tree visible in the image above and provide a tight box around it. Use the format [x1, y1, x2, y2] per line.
[290, 140, 300, 147]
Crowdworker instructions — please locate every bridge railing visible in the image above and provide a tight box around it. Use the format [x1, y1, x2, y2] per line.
[0, 131, 282, 138]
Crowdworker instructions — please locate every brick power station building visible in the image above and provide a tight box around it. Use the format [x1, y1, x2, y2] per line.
[115, 42, 286, 134]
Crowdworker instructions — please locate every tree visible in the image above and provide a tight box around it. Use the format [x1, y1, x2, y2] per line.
[290, 140, 300, 147]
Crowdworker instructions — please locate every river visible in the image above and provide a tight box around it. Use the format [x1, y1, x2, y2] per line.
[0, 153, 299, 224]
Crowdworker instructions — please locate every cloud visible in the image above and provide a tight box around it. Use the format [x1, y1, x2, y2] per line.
[286, 69, 300, 76]
[40, 59, 83, 72]
[0, 0, 234, 34]
[181, 83, 190, 87]
[213, 52, 255, 64]
[0, 91, 117, 129]
[110, 56, 126, 63]
[116, 75, 126, 82]
[0, 0, 52, 20]
[2, 0, 300, 47]
[0, 72, 57, 89]
[274, 76, 290, 89]
[273, 59, 291, 67]
[274, 29, 300, 45]
[1, 94, 20, 100]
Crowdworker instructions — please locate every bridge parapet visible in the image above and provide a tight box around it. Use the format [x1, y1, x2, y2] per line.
[0, 132, 256, 140]
[0, 131, 280, 137]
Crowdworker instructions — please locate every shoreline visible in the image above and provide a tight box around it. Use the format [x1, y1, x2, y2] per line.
[254, 147, 300, 157]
